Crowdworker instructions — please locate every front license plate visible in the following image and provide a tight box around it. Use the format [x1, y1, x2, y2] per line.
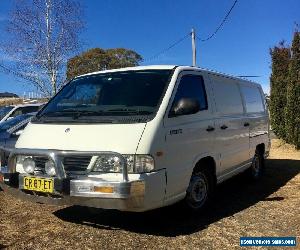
[23, 176, 54, 193]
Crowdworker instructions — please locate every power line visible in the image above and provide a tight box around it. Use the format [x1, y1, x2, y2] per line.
[197, 0, 238, 42]
[143, 32, 190, 62]
[143, 0, 238, 63]
[237, 75, 261, 78]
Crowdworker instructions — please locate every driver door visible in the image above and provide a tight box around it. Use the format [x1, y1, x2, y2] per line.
[163, 71, 216, 199]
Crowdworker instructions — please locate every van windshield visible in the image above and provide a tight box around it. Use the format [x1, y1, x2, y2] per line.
[35, 69, 173, 123]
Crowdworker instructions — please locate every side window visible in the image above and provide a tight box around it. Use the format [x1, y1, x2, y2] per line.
[11, 106, 38, 117]
[23, 106, 40, 113]
[169, 74, 208, 117]
[241, 86, 265, 113]
[11, 108, 23, 117]
[213, 79, 244, 115]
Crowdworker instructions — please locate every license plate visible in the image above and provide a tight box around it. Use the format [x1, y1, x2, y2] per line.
[23, 176, 54, 193]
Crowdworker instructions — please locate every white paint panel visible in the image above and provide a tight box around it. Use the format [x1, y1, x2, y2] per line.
[163, 71, 216, 198]
[16, 122, 146, 154]
[209, 74, 250, 177]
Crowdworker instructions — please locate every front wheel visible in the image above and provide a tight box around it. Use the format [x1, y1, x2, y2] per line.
[185, 168, 213, 211]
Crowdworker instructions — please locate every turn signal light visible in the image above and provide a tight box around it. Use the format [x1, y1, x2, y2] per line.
[93, 186, 114, 193]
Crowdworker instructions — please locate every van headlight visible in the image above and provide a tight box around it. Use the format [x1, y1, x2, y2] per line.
[92, 154, 154, 173]
[92, 155, 123, 173]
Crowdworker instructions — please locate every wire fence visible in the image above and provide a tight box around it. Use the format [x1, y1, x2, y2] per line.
[22, 91, 43, 100]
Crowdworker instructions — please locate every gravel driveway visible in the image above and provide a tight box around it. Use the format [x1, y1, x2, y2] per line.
[0, 139, 299, 249]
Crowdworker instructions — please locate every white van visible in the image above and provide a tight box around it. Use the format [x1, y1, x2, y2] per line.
[0, 65, 270, 212]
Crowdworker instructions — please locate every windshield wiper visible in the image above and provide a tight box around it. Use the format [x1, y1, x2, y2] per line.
[72, 110, 106, 119]
[38, 109, 106, 118]
[37, 110, 81, 118]
[38, 108, 152, 120]
[107, 108, 152, 115]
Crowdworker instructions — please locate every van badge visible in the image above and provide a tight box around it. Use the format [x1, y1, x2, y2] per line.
[65, 128, 71, 133]
[170, 129, 182, 135]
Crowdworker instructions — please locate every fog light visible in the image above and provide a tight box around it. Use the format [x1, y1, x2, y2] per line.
[23, 157, 35, 174]
[45, 160, 56, 176]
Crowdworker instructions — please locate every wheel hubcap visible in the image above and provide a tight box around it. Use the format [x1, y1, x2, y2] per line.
[189, 174, 208, 206]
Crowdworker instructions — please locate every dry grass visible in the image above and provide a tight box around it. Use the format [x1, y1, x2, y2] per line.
[0, 98, 24, 106]
[0, 98, 49, 107]
[270, 139, 300, 160]
[0, 140, 299, 249]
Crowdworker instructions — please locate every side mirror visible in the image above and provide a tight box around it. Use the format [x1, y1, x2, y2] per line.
[169, 98, 200, 117]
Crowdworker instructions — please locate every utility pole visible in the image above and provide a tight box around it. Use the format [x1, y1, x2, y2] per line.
[191, 28, 196, 66]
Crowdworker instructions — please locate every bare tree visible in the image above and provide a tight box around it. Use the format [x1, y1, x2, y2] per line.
[0, 0, 85, 97]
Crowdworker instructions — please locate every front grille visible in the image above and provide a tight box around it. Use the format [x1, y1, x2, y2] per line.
[33, 156, 48, 175]
[63, 156, 92, 173]
[32, 155, 92, 175]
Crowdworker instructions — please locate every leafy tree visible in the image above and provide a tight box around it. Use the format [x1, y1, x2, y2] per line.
[286, 31, 300, 148]
[269, 41, 290, 140]
[66, 48, 142, 80]
[0, 0, 85, 97]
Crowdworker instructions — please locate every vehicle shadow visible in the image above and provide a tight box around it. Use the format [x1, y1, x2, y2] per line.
[54, 159, 300, 237]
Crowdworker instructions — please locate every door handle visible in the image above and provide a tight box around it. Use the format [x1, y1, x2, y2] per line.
[206, 126, 215, 132]
[244, 122, 250, 127]
[220, 125, 228, 130]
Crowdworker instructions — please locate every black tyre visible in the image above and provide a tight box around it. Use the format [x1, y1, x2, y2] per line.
[246, 149, 264, 180]
[184, 168, 214, 211]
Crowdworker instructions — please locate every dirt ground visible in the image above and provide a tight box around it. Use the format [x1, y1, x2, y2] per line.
[0, 139, 299, 249]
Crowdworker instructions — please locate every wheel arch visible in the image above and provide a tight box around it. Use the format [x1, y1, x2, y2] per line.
[256, 143, 265, 155]
[192, 156, 217, 185]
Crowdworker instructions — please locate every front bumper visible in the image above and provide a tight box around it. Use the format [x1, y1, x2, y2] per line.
[0, 148, 167, 212]
[0, 169, 166, 211]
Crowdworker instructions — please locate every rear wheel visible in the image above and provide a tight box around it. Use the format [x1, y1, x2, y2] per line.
[247, 149, 264, 180]
[185, 168, 214, 211]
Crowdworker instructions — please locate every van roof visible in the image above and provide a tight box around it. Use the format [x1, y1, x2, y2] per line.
[76, 65, 259, 85]
[77, 65, 177, 77]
